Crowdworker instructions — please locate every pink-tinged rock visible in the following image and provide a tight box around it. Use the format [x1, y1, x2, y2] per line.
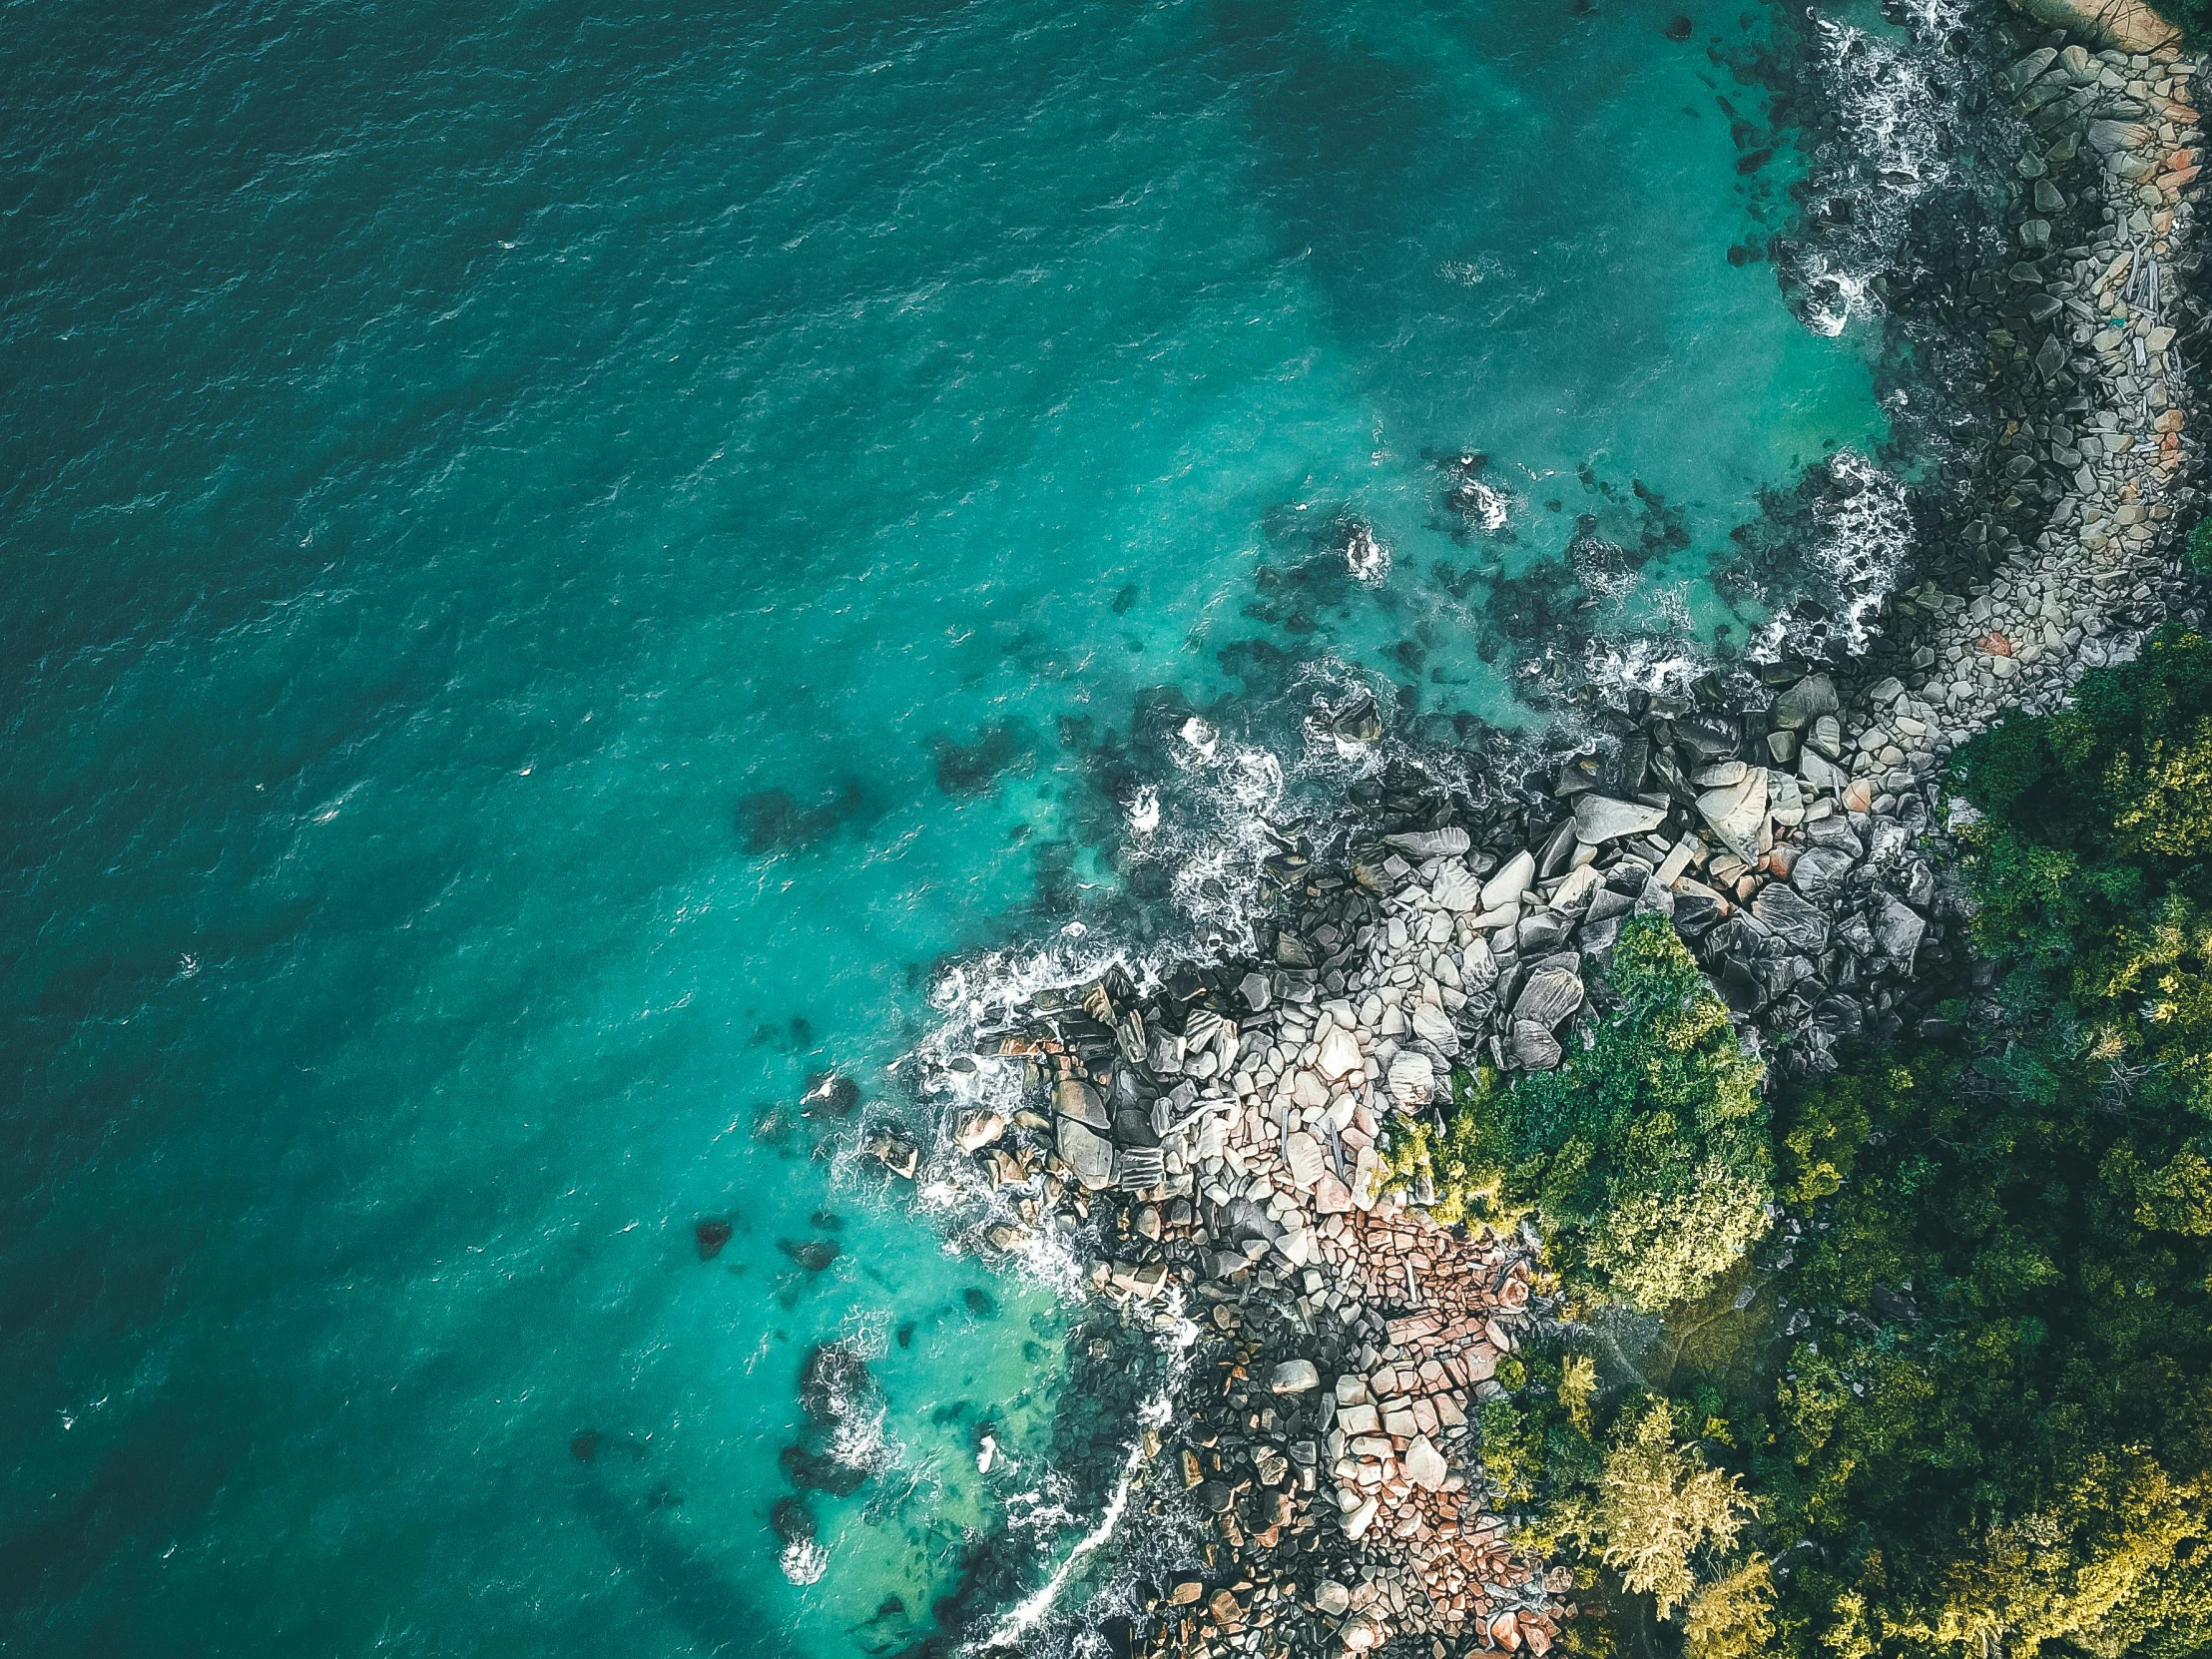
[1403, 1434, 1448, 1490]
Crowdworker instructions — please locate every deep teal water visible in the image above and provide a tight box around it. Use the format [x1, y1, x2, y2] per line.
[2, 0, 1898, 1653]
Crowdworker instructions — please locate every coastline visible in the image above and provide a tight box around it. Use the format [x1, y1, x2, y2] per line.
[858, 10, 2210, 1659]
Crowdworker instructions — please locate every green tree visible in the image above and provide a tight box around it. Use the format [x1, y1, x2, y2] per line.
[1392, 915, 1769, 1311]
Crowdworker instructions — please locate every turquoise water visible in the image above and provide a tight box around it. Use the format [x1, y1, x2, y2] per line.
[1, 0, 1894, 1652]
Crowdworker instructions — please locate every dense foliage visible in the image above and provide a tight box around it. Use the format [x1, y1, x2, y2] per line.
[1452, 631, 2212, 1657]
[1390, 915, 1770, 1312]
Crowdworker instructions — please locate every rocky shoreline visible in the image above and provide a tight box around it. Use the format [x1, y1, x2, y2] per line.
[851, 15, 2211, 1659]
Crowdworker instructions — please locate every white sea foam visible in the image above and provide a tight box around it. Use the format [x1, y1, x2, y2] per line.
[780, 1538, 829, 1585]
[1802, 448, 1914, 650]
[1343, 521, 1391, 584]
[1798, 8, 1960, 337]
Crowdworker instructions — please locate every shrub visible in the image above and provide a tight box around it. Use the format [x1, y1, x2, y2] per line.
[1391, 915, 1768, 1311]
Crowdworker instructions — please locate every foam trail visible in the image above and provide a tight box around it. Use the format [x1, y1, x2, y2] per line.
[970, 1388, 1175, 1652]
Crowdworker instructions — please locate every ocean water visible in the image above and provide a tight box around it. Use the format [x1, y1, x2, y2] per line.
[0, 0, 1912, 1652]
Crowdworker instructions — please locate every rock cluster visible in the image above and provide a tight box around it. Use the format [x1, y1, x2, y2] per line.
[1841, 40, 2202, 760]
[856, 29, 2212, 1659]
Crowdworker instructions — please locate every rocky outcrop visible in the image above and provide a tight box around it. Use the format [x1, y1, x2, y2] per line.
[863, 25, 2211, 1659]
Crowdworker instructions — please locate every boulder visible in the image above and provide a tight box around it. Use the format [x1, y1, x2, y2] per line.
[1238, 970, 1272, 1011]
[1285, 1130, 1327, 1190]
[1480, 848, 1537, 911]
[1313, 1173, 1356, 1215]
[1509, 1019, 1562, 1071]
[1402, 1434, 1448, 1491]
[1315, 1582, 1352, 1617]
[1550, 864, 1603, 916]
[1515, 966, 1585, 1029]
[1341, 1497, 1382, 1543]
[1572, 793, 1666, 844]
[1383, 828, 1469, 857]
[1269, 1360, 1321, 1394]
[868, 1133, 920, 1180]
[1056, 1118, 1116, 1188]
[956, 1110, 1006, 1153]
[1316, 1027, 1364, 1080]
[1799, 748, 1850, 795]
[1698, 767, 1769, 863]
[1751, 883, 1831, 954]
[1053, 1078, 1109, 1131]
[1789, 844, 1858, 898]
[1771, 673, 1839, 729]
[1874, 894, 1927, 966]
[1387, 1050, 1436, 1107]
[1517, 906, 1574, 953]
[1430, 861, 1485, 911]
[1144, 1027, 1184, 1075]
[1411, 1002, 1459, 1052]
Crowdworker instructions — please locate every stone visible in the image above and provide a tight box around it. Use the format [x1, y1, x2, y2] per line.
[1790, 843, 1858, 898]
[1342, 1494, 1382, 1542]
[1800, 747, 1850, 795]
[1874, 894, 1928, 966]
[1698, 767, 1769, 863]
[1402, 1434, 1448, 1490]
[1752, 883, 1831, 954]
[1480, 848, 1537, 911]
[1382, 828, 1469, 857]
[1316, 1027, 1364, 1080]
[868, 1133, 920, 1180]
[1238, 970, 1272, 1011]
[1692, 760, 1748, 788]
[1314, 1581, 1352, 1617]
[1516, 906, 1574, 953]
[1515, 966, 1584, 1028]
[1056, 1118, 1116, 1187]
[1054, 1077, 1109, 1131]
[1170, 1581, 1205, 1607]
[1572, 793, 1667, 843]
[1429, 860, 1485, 911]
[1285, 1130, 1327, 1190]
[1387, 1050, 1436, 1107]
[1410, 1002, 1459, 1051]
[1771, 673, 1839, 729]
[1313, 1173, 1355, 1214]
[1270, 1360, 1321, 1394]
[956, 1109, 1006, 1153]
[1509, 1019, 1562, 1070]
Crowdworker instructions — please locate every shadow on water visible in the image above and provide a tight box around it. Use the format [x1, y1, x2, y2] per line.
[571, 1447, 804, 1659]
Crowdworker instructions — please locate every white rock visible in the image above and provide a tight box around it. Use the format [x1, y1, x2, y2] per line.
[1342, 1494, 1382, 1541]
[1402, 1434, 1448, 1490]
[1386, 1050, 1436, 1107]
[1428, 861, 1485, 911]
[1479, 848, 1536, 911]
[1316, 1029, 1363, 1080]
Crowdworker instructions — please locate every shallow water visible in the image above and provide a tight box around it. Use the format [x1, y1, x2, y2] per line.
[2, 0, 1908, 1651]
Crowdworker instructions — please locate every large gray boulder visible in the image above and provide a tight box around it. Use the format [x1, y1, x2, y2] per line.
[1515, 965, 1585, 1029]
[1790, 843, 1859, 899]
[1057, 1118, 1116, 1187]
[1572, 793, 1667, 844]
[1874, 894, 1928, 966]
[1054, 1077, 1110, 1131]
[1772, 674, 1839, 730]
[1698, 767, 1769, 863]
[1752, 883, 1831, 955]
[1383, 828, 1469, 857]
[1509, 1019, 1563, 1070]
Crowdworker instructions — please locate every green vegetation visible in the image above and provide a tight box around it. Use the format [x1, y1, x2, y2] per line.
[1389, 915, 1770, 1313]
[1439, 630, 2212, 1656]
